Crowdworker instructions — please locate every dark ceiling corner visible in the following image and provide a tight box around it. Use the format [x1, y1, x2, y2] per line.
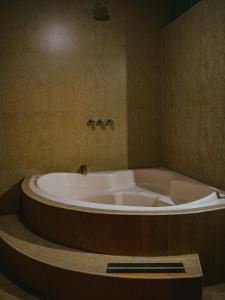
[167, 0, 202, 24]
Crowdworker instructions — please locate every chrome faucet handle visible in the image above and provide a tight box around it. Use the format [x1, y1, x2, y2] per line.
[106, 118, 114, 126]
[96, 118, 106, 126]
[87, 117, 96, 126]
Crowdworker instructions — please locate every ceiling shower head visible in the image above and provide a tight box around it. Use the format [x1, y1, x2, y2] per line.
[93, 3, 110, 21]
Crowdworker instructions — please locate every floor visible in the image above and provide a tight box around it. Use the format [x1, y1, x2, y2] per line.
[0, 269, 225, 300]
[0, 268, 39, 300]
[203, 284, 225, 300]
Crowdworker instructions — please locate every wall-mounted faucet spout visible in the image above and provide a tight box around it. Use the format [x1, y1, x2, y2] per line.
[77, 165, 87, 175]
[210, 187, 225, 199]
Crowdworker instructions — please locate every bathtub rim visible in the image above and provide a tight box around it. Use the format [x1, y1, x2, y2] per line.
[22, 169, 225, 216]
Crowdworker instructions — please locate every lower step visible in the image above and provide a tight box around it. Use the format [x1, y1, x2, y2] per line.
[0, 214, 203, 300]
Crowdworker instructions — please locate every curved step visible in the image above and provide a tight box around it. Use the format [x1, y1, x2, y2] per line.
[22, 180, 225, 288]
[0, 214, 202, 300]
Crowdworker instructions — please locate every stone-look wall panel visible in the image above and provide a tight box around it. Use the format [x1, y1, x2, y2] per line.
[127, 1, 165, 168]
[0, 0, 128, 195]
[0, 0, 167, 196]
[162, 0, 225, 189]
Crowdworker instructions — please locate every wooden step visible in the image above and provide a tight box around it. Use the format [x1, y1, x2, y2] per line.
[0, 214, 203, 300]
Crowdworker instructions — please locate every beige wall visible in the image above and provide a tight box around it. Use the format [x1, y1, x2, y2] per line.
[0, 0, 166, 195]
[0, 0, 128, 195]
[127, 0, 166, 168]
[1, 0, 224, 197]
[162, 0, 225, 189]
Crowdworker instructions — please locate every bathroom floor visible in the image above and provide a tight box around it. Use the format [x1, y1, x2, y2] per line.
[0, 269, 225, 300]
[0, 269, 39, 300]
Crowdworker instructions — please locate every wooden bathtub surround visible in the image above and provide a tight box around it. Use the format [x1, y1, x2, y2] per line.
[22, 179, 225, 286]
[0, 214, 203, 300]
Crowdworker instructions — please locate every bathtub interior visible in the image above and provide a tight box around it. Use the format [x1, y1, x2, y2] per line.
[30, 169, 222, 210]
[82, 191, 173, 207]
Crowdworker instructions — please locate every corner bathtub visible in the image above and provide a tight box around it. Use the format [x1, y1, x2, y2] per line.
[22, 169, 225, 285]
[29, 169, 225, 212]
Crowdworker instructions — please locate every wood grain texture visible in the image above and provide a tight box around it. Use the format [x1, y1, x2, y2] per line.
[0, 214, 203, 300]
[0, 240, 202, 300]
[22, 191, 225, 285]
[161, 0, 225, 190]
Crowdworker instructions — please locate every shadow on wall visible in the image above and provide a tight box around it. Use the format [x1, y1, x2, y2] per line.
[0, 180, 23, 215]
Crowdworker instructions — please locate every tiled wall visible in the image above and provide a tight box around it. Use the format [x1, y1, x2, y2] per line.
[0, 0, 165, 195]
[162, 0, 225, 189]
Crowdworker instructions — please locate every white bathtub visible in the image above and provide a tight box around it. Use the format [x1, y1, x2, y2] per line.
[29, 169, 225, 212]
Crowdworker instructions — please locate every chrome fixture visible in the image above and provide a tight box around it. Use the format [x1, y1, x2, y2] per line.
[215, 191, 225, 200]
[210, 187, 225, 199]
[106, 118, 114, 126]
[87, 117, 96, 126]
[77, 165, 87, 175]
[96, 118, 106, 126]
[93, 3, 110, 21]
[87, 116, 114, 128]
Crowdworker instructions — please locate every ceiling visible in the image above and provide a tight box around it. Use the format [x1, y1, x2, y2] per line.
[167, 0, 202, 23]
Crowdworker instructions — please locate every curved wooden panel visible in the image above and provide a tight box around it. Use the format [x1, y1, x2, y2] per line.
[0, 215, 202, 300]
[22, 191, 225, 285]
[0, 240, 202, 300]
